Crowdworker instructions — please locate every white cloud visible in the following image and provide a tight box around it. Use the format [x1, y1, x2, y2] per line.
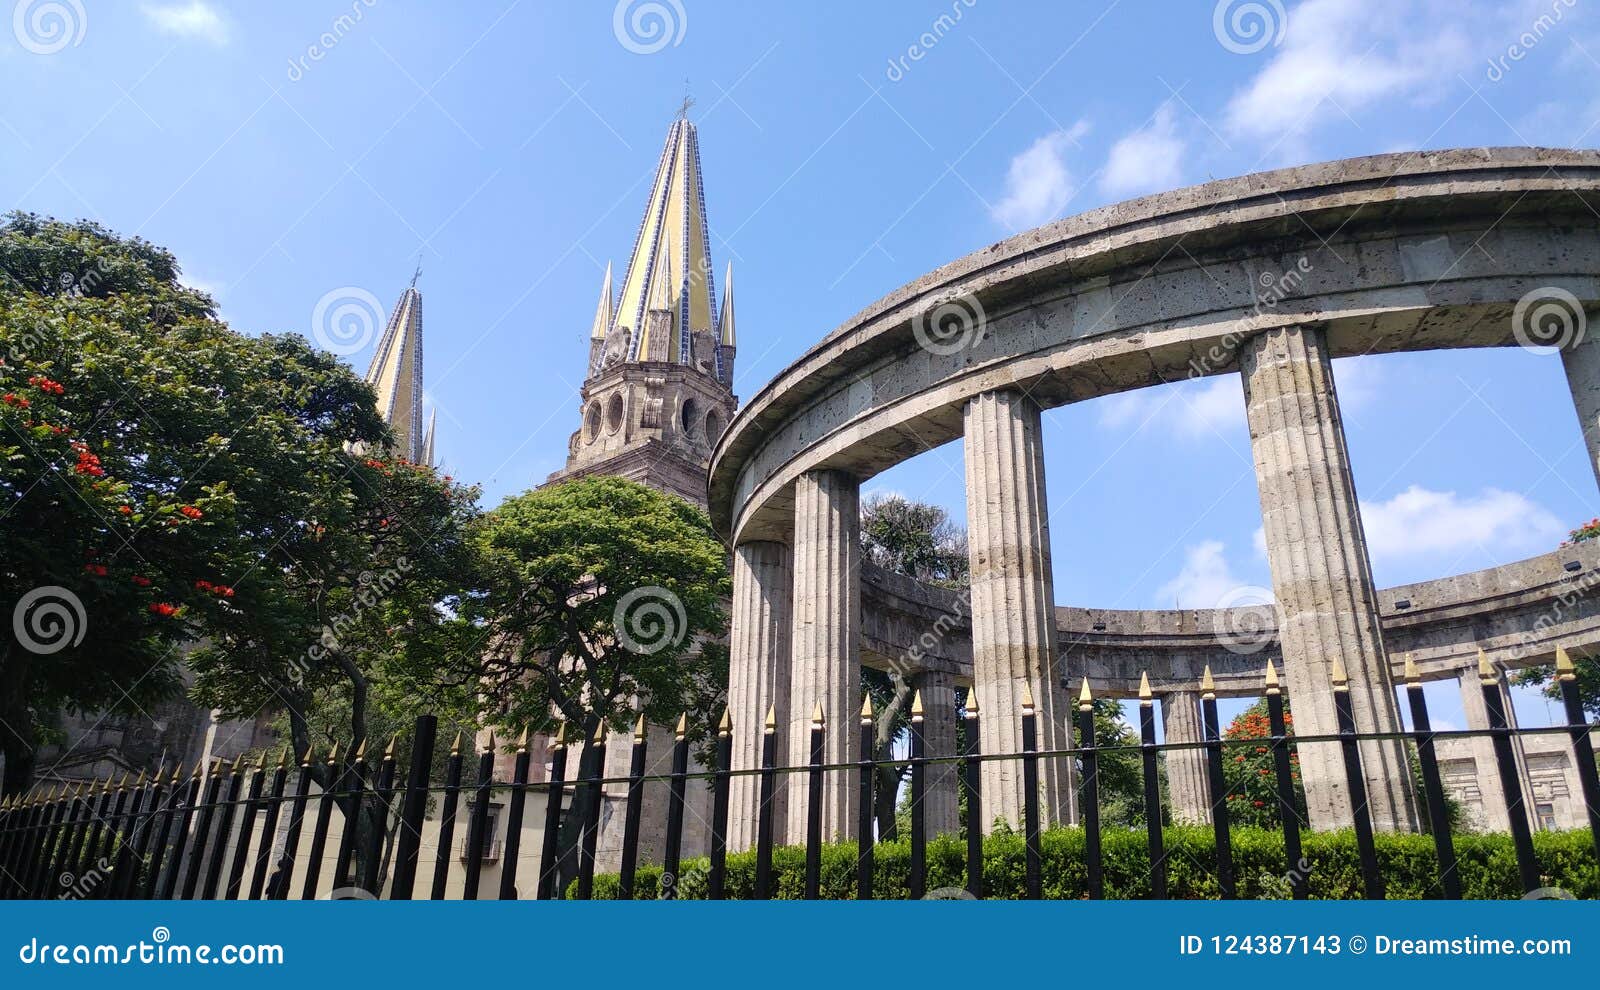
[1100, 104, 1186, 197]
[1359, 485, 1564, 564]
[1157, 540, 1261, 609]
[1097, 376, 1245, 439]
[141, 1, 229, 45]
[990, 120, 1090, 231]
[1222, 0, 1472, 144]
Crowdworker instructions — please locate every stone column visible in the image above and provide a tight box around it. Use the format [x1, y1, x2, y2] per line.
[913, 668, 961, 837]
[728, 541, 792, 852]
[1162, 690, 1211, 824]
[1561, 330, 1600, 492]
[1240, 324, 1416, 832]
[964, 388, 1075, 830]
[786, 469, 861, 842]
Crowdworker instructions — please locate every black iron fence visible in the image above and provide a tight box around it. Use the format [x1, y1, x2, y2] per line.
[1, 658, 1596, 901]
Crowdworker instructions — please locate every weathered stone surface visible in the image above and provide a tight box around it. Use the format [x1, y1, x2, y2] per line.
[1162, 691, 1210, 824]
[1562, 329, 1600, 492]
[914, 668, 960, 837]
[728, 540, 792, 851]
[964, 388, 1075, 828]
[1241, 324, 1415, 832]
[786, 469, 861, 841]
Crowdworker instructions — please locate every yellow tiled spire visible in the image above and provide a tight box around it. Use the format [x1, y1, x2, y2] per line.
[614, 119, 719, 364]
[364, 285, 426, 464]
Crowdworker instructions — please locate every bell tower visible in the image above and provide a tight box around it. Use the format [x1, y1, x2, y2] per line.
[548, 116, 737, 507]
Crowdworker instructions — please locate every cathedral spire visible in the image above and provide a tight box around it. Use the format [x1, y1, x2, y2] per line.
[589, 261, 614, 340]
[421, 407, 437, 469]
[613, 118, 718, 365]
[718, 262, 735, 347]
[364, 284, 426, 464]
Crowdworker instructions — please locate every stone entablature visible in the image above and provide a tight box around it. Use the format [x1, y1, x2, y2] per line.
[856, 543, 1600, 695]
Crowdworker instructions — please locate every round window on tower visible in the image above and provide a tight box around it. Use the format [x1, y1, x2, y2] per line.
[704, 408, 725, 444]
[680, 397, 701, 438]
[584, 401, 602, 443]
[605, 392, 625, 434]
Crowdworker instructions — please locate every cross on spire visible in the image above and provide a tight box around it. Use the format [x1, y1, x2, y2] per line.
[410, 252, 423, 289]
[678, 78, 694, 120]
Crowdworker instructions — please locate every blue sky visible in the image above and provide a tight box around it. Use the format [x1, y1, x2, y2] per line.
[5, 0, 1597, 728]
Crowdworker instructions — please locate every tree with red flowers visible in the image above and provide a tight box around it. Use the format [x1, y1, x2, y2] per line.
[0, 212, 426, 795]
[1219, 699, 1307, 829]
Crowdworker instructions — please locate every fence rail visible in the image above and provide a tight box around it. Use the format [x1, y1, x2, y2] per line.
[1, 657, 1597, 901]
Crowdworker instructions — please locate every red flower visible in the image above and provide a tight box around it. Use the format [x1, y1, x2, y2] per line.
[27, 376, 64, 396]
[118, 504, 133, 515]
[149, 602, 178, 617]
[83, 563, 108, 577]
[130, 575, 151, 587]
[2, 393, 30, 409]
[1253, 800, 1265, 808]
[178, 505, 202, 520]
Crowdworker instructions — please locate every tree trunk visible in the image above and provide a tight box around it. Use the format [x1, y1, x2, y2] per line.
[0, 649, 38, 797]
[552, 718, 605, 898]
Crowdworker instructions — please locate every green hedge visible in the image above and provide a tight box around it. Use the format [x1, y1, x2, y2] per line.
[573, 826, 1599, 900]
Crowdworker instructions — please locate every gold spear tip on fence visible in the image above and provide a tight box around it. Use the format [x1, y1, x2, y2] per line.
[171, 763, 185, 785]
[1330, 657, 1349, 690]
[911, 690, 925, 720]
[1078, 678, 1093, 710]
[1020, 680, 1035, 713]
[1200, 666, 1216, 699]
[483, 731, 496, 755]
[385, 735, 399, 761]
[326, 742, 342, 764]
[450, 731, 463, 757]
[117, 773, 130, 790]
[964, 690, 979, 716]
[860, 693, 874, 723]
[675, 712, 688, 740]
[191, 762, 204, 779]
[1138, 672, 1152, 703]
[765, 705, 777, 733]
[254, 750, 268, 773]
[230, 754, 244, 774]
[718, 708, 733, 737]
[517, 726, 532, 751]
[811, 701, 825, 727]
[1403, 653, 1421, 685]
[553, 722, 569, 749]
[1264, 660, 1280, 695]
[1556, 645, 1577, 682]
[1477, 648, 1496, 685]
[633, 714, 648, 743]
[353, 738, 367, 763]
[299, 747, 313, 767]
[135, 771, 147, 787]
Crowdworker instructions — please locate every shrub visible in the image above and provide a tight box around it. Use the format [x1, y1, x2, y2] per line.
[573, 825, 1598, 900]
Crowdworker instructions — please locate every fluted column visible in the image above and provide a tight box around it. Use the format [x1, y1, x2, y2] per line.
[1241, 324, 1416, 831]
[786, 469, 860, 842]
[1162, 690, 1211, 824]
[728, 540, 792, 852]
[1456, 667, 1510, 832]
[914, 669, 961, 837]
[1561, 329, 1600, 492]
[964, 388, 1075, 830]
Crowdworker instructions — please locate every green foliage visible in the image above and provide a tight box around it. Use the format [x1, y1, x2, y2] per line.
[859, 492, 968, 588]
[454, 476, 732, 747]
[1219, 699, 1307, 829]
[577, 825, 1599, 900]
[1515, 660, 1600, 720]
